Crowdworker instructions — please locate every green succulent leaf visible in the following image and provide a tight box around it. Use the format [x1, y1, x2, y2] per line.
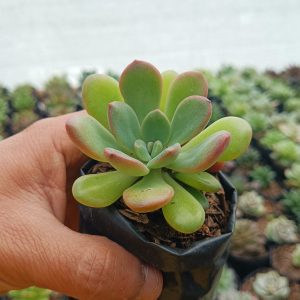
[168, 96, 212, 145]
[183, 117, 252, 161]
[141, 109, 171, 145]
[134, 139, 151, 162]
[119, 60, 162, 122]
[183, 185, 209, 210]
[82, 74, 123, 129]
[147, 141, 154, 153]
[169, 131, 231, 173]
[160, 70, 178, 112]
[123, 169, 174, 213]
[72, 171, 137, 207]
[174, 172, 222, 192]
[165, 71, 208, 119]
[147, 143, 181, 169]
[104, 148, 149, 176]
[108, 101, 141, 152]
[151, 140, 164, 158]
[162, 173, 205, 234]
[66, 114, 118, 162]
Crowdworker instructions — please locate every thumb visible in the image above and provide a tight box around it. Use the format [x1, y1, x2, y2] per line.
[1, 208, 163, 300]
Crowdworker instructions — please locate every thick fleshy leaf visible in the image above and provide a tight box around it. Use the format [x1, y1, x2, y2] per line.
[162, 173, 205, 234]
[151, 140, 164, 158]
[72, 171, 137, 207]
[134, 139, 151, 162]
[183, 117, 252, 161]
[168, 96, 212, 145]
[141, 110, 171, 145]
[119, 60, 162, 122]
[169, 131, 231, 173]
[123, 169, 174, 213]
[165, 71, 208, 119]
[184, 185, 209, 210]
[147, 142, 154, 153]
[174, 172, 222, 192]
[82, 74, 123, 129]
[66, 115, 118, 162]
[108, 101, 140, 152]
[160, 70, 178, 112]
[104, 148, 149, 176]
[147, 143, 181, 169]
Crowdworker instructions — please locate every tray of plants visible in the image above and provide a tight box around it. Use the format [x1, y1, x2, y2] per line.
[65, 60, 252, 299]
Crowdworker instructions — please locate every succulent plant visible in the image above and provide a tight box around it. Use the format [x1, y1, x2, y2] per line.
[44, 75, 78, 116]
[235, 147, 260, 168]
[244, 112, 270, 133]
[260, 130, 287, 149]
[230, 219, 266, 257]
[238, 191, 266, 217]
[292, 244, 300, 268]
[278, 122, 300, 143]
[272, 140, 300, 166]
[8, 286, 51, 300]
[252, 271, 290, 300]
[249, 166, 276, 189]
[218, 290, 257, 300]
[282, 189, 300, 224]
[216, 265, 237, 295]
[285, 164, 300, 188]
[66, 60, 252, 234]
[11, 84, 35, 111]
[265, 216, 298, 244]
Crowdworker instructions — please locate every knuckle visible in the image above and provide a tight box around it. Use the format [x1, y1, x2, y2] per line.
[76, 244, 117, 299]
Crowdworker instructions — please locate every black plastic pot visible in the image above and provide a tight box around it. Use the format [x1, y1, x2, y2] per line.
[79, 160, 238, 300]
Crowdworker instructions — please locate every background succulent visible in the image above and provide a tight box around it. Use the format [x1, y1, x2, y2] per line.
[252, 271, 290, 300]
[292, 244, 300, 268]
[230, 219, 266, 258]
[238, 191, 266, 217]
[282, 189, 300, 225]
[217, 290, 257, 300]
[285, 163, 300, 188]
[11, 84, 36, 112]
[249, 166, 276, 190]
[8, 286, 51, 300]
[66, 60, 252, 234]
[265, 216, 298, 244]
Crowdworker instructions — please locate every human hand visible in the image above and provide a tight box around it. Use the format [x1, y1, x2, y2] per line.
[0, 113, 162, 299]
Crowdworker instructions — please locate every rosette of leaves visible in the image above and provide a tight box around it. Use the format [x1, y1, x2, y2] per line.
[67, 60, 252, 234]
[292, 244, 300, 268]
[44, 75, 78, 116]
[282, 189, 300, 224]
[238, 191, 266, 217]
[252, 271, 290, 300]
[230, 219, 266, 258]
[272, 140, 300, 167]
[249, 166, 275, 189]
[8, 286, 51, 300]
[285, 163, 300, 188]
[216, 265, 237, 295]
[265, 216, 298, 244]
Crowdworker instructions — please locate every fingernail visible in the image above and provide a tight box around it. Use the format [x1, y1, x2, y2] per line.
[137, 264, 163, 300]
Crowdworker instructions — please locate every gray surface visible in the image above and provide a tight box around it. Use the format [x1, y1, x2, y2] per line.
[0, 0, 300, 87]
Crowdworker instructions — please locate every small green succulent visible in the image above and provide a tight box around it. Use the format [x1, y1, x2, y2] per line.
[218, 290, 257, 300]
[252, 271, 290, 300]
[67, 60, 252, 234]
[282, 189, 300, 224]
[285, 164, 300, 188]
[260, 130, 287, 149]
[216, 265, 237, 295]
[11, 84, 35, 111]
[272, 140, 300, 166]
[250, 166, 276, 189]
[292, 244, 300, 268]
[265, 216, 298, 244]
[238, 191, 266, 217]
[8, 286, 51, 300]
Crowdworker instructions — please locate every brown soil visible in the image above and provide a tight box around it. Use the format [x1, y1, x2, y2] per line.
[264, 199, 283, 216]
[290, 284, 300, 300]
[261, 182, 284, 201]
[89, 163, 230, 249]
[271, 245, 300, 282]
